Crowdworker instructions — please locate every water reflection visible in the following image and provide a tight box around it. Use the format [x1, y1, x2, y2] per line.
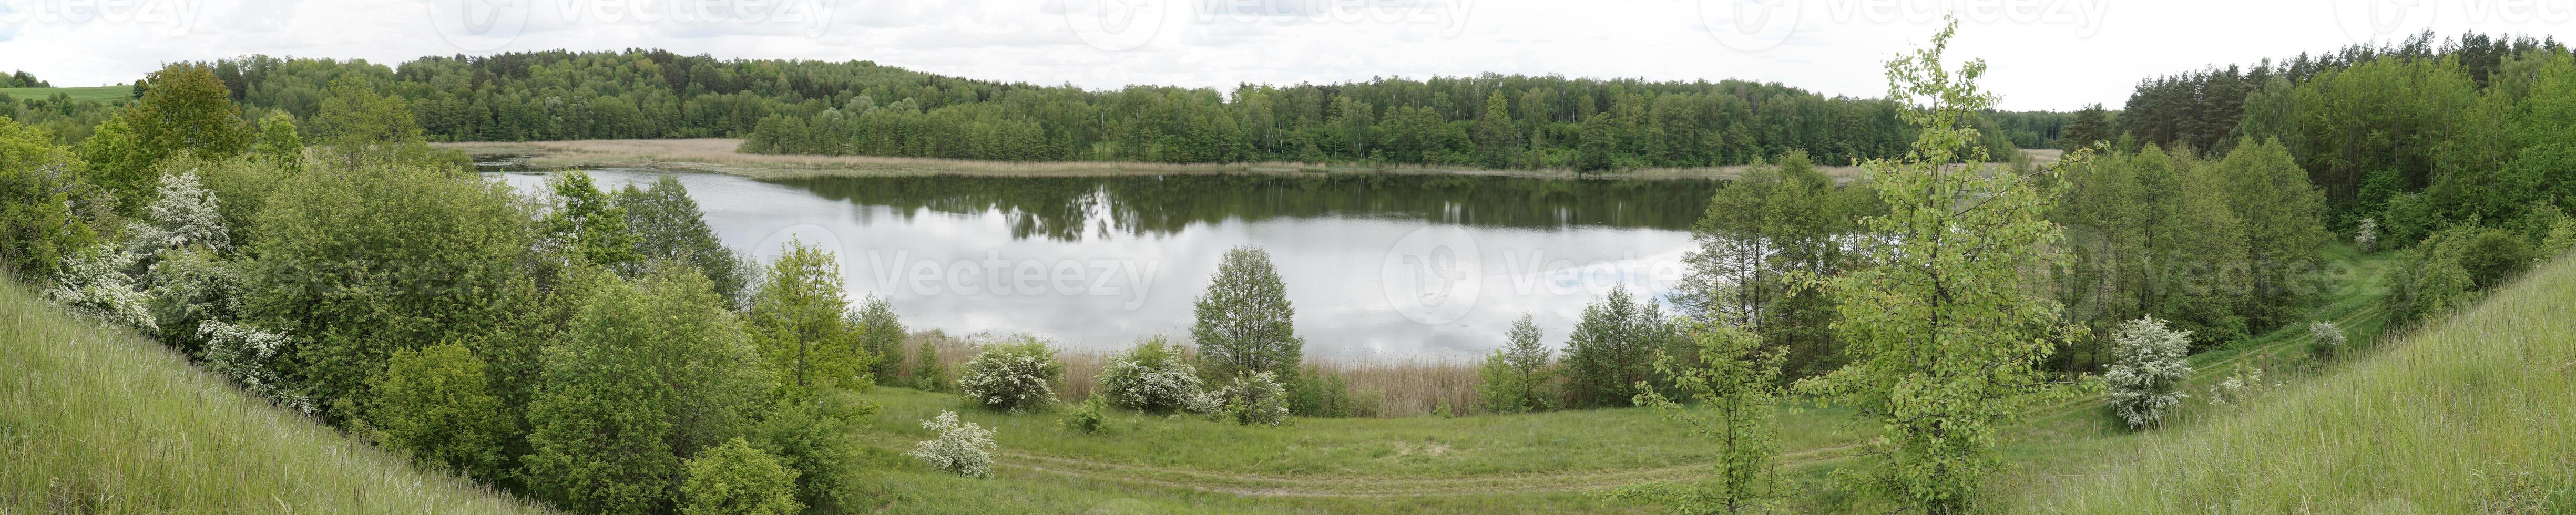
[494, 170, 1718, 359]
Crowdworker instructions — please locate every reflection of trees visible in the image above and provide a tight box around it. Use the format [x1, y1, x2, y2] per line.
[775, 175, 1724, 241]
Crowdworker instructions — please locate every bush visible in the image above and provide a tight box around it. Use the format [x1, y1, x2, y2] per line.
[1060, 397, 1109, 435]
[680, 438, 803, 515]
[196, 320, 312, 413]
[957, 336, 1064, 413]
[1094, 337, 1203, 413]
[2307, 320, 2348, 358]
[367, 342, 514, 480]
[43, 243, 153, 330]
[2104, 316, 2193, 429]
[910, 339, 945, 392]
[908, 410, 997, 478]
[751, 392, 873, 511]
[2354, 217, 2379, 253]
[1285, 366, 1364, 417]
[1477, 313, 1553, 414]
[1209, 371, 1291, 426]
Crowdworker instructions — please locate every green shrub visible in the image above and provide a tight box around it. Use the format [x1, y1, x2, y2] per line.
[1212, 372, 1291, 427]
[1060, 397, 1110, 435]
[680, 438, 802, 515]
[367, 342, 514, 480]
[1096, 336, 1204, 414]
[751, 392, 873, 511]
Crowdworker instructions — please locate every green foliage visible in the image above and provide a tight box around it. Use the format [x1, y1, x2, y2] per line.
[615, 176, 750, 304]
[1610, 324, 1783, 514]
[541, 170, 643, 271]
[679, 438, 803, 515]
[1674, 150, 1852, 379]
[523, 269, 772, 514]
[2306, 320, 2347, 358]
[1561, 286, 1678, 408]
[367, 342, 514, 480]
[748, 240, 871, 394]
[2058, 104, 2113, 152]
[2216, 137, 2333, 329]
[1284, 365, 1365, 418]
[911, 339, 947, 392]
[0, 116, 106, 277]
[310, 76, 431, 166]
[1061, 396, 1110, 435]
[1192, 245, 1301, 378]
[93, 64, 248, 207]
[956, 336, 1064, 413]
[850, 295, 907, 380]
[251, 111, 304, 172]
[241, 161, 533, 418]
[749, 392, 874, 511]
[1476, 313, 1552, 414]
[1795, 19, 2076, 513]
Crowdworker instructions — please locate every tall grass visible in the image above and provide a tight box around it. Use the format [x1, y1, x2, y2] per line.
[2014, 254, 2576, 512]
[895, 332, 1489, 418]
[0, 277, 549, 513]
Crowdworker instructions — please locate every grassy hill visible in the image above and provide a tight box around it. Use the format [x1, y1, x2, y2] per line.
[2015, 254, 2576, 512]
[0, 86, 130, 103]
[0, 278, 548, 513]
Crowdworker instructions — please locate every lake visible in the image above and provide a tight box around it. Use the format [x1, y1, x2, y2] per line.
[493, 169, 1720, 359]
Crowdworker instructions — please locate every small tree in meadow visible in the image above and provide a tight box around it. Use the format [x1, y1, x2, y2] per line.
[1193, 245, 1302, 379]
[956, 336, 1064, 414]
[909, 411, 997, 478]
[2104, 316, 2193, 429]
[911, 339, 946, 392]
[1095, 336, 1205, 414]
[1611, 324, 1785, 513]
[1477, 313, 1553, 414]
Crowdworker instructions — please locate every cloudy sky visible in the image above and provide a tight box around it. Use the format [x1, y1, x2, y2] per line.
[6, 0, 2576, 110]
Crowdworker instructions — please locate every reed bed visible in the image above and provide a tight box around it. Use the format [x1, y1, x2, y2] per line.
[895, 331, 1495, 418]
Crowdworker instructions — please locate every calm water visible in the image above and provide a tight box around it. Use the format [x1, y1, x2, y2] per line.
[495, 169, 1720, 359]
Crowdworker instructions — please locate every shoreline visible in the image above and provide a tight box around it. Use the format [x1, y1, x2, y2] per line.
[437, 138, 1876, 181]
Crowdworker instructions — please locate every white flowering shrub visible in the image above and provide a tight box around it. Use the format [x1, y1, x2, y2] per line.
[2307, 320, 2347, 358]
[198, 320, 315, 413]
[124, 170, 230, 256]
[907, 410, 996, 478]
[2103, 315, 2192, 429]
[2354, 217, 2379, 253]
[1208, 371, 1291, 426]
[141, 246, 245, 345]
[2209, 367, 2278, 407]
[955, 337, 1062, 414]
[44, 244, 154, 331]
[1095, 338, 1204, 414]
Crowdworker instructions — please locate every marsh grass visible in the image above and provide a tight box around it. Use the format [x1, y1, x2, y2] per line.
[0, 277, 548, 513]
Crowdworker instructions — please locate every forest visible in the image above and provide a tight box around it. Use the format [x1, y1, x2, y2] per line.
[3, 20, 2574, 515]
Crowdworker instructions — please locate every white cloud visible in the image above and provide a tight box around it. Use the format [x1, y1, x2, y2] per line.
[5, 0, 2576, 110]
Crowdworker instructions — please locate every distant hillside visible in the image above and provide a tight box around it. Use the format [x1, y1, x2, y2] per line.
[2020, 253, 2576, 512]
[0, 278, 549, 513]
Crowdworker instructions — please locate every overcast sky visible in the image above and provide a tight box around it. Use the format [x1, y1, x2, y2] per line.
[6, 0, 2576, 110]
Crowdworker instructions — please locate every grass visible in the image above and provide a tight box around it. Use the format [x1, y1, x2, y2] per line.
[0, 277, 549, 513]
[436, 138, 1878, 182]
[0, 86, 131, 103]
[2006, 253, 2576, 513]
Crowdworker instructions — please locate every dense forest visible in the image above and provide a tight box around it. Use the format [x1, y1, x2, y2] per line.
[1, 70, 52, 88]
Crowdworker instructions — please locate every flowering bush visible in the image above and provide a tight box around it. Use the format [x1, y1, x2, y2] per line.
[1207, 371, 1290, 426]
[2307, 320, 2347, 358]
[2354, 217, 2379, 253]
[124, 170, 229, 255]
[44, 244, 153, 331]
[955, 336, 1062, 414]
[198, 320, 314, 413]
[1094, 337, 1204, 414]
[907, 411, 996, 478]
[2103, 316, 2192, 429]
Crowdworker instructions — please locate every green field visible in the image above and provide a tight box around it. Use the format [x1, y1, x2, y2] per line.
[0, 86, 131, 103]
[0, 277, 546, 513]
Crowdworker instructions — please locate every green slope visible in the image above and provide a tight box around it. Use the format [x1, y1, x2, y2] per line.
[0, 278, 548, 513]
[0, 86, 130, 103]
[2018, 254, 2576, 513]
